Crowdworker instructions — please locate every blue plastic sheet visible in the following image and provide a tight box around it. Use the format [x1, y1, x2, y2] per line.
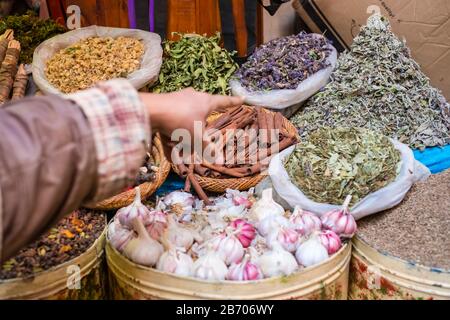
[413, 145, 450, 174]
[155, 172, 185, 196]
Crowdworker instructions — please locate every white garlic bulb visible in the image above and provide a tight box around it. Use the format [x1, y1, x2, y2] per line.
[157, 248, 194, 277]
[122, 218, 163, 267]
[193, 245, 228, 281]
[258, 240, 298, 278]
[257, 214, 290, 237]
[117, 187, 151, 228]
[108, 219, 134, 252]
[165, 215, 201, 250]
[295, 235, 329, 268]
[249, 188, 284, 222]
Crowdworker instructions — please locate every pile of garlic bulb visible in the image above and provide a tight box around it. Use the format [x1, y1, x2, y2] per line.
[108, 187, 357, 281]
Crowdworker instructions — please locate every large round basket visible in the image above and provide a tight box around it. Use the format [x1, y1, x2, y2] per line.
[173, 107, 299, 193]
[89, 134, 170, 210]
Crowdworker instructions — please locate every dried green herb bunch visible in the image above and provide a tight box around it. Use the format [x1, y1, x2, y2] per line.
[290, 14, 450, 150]
[152, 33, 238, 95]
[285, 127, 401, 206]
[0, 11, 66, 64]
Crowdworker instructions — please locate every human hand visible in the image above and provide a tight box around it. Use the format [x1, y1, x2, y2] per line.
[140, 88, 244, 160]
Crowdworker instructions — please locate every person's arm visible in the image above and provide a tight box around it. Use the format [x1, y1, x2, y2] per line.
[0, 79, 149, 261]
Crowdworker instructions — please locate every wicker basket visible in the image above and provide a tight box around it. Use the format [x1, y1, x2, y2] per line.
[173, 107, 299, 193]
[89, 134, 170, 210]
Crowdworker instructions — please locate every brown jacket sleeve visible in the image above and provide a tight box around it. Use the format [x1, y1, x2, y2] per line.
[0, 95, 98, 261]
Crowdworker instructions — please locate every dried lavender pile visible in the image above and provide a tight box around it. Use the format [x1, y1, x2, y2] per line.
[291, 14, 450, 150]
[0, 210, 105, 279]
[357, 170, 450, 269]
[235, 32, 333, 91]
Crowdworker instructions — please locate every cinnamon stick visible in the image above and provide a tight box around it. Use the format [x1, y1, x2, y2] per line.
[202, 161, 247, 178]
[188, 173, 211, 205]
[194, 164, 211, 177]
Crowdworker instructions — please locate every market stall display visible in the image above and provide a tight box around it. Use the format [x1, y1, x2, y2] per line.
[267, 127, 430, 219]
[231, 32, 337, 115]
[349, 170, 450, 299]
[88, 134, 171, 210]
[32, 26, 163, 95]
[106, 188, 354, 299]
[172, 105, 298, 198]
[290, 14, 450, 150]
[152, 33, 238, 95]
[0, 11, 65, 64]
[0, 210, 107, 300]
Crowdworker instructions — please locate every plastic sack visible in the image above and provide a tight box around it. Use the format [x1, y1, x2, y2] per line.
[32, 26, 163, 95]
[230, 34, 337, 111]
[267, 140, 431, 220]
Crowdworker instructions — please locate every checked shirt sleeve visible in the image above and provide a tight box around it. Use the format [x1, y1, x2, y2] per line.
[67, 79, 151, 204]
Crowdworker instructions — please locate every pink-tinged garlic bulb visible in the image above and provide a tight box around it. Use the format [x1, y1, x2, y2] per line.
[157, 233, 194, 277]
[108, 219, 134, 252]
[321, 195, 357, 238]
[122, 218, 163, 267]
[117, 187, 151, 228]
[143, 209, 167, 240]
[229, 219, 256, 248]
[318, 230, 342, 255]
[289, 206, 322, 236]
[210, 228, 244, 266]
[295, 234, 329, 268]
[227, 254, 263, 281]
[273, 225, 299, 253]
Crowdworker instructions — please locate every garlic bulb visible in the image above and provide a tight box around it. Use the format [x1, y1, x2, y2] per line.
[162, 190, 195, 218]
[166, 215, 200, 250]
[210, 228, 244, 265]
[227, 189, 253, 209]
[229, 219, 256, 248]
[227, 254, 263, 281]
[318, 230, 342, 255]
[193, 244, 228, 281]
[321, 195, 357, 238]
[122, 218, 163, 267]
[108, 219, 134, 252]
[257, 214, 290, 237]
[157, 247, 194, 277]
[250, 188, 284, 222]
[208, 195, 247, 221]
[295, 235, 329, 268]
[117, 187, 151, 228]
[274, 225, 299, 253]
[143, 209, 167, 240]
[289, 206, 322, 236]
[258, 239, 298, 277]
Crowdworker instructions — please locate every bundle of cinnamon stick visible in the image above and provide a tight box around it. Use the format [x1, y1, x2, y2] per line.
[0, 29, 28, 106]
[174, 106, 298, 204]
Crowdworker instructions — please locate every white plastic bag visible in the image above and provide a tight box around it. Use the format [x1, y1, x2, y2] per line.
[32, 26, 163, 95]
[267, 140, 431, 220]
[230, 34, 337, 110]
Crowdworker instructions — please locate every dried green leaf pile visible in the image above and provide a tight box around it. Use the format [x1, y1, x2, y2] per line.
[0, 11, 65, 64]
[290, 14, 450, 150]
[152, 33, 238, 94]
[285, 127, 401, 206]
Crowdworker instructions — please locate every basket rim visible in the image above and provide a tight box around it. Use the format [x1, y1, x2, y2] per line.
[88, 133, 170, 209]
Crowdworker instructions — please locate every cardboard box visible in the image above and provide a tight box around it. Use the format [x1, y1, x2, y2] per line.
[293, 0, 450, 100]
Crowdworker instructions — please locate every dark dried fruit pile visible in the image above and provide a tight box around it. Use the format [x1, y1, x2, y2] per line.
[0, 210, 105, 280]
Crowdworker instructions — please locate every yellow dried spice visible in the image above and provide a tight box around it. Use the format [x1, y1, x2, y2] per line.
[45, 36, 144, 93]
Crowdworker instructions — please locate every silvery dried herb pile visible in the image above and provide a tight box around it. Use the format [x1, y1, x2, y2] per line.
[285, 127, 401, 206]
[357, 169, 450, 269]
[0, 210, 105, 279]
[152, 33, 238, 95]
[235, 32, 332, 91]
[291, 14, 450, 150]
